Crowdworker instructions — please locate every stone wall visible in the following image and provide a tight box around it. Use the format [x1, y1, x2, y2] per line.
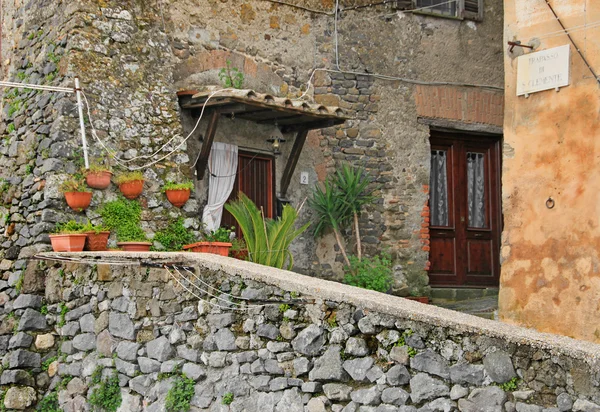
[1, 0, 505, 296]
[1, 252, 600, 411]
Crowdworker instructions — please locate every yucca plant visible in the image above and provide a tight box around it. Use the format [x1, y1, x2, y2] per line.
[308, 178, 352, 267]
[334, 164, 377, 260]
[224, 193, 309, 270]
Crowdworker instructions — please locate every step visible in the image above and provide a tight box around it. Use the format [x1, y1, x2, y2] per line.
[430, 287, 499, 302]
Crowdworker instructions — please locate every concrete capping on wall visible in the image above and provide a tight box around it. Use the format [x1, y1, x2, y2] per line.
[46, 251, 600, 367]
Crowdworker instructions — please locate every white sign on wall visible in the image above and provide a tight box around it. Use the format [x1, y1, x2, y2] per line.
[517, 44, 570, 96]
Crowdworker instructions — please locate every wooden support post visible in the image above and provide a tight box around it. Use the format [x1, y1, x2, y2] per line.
[279, 129, 309, 198]
[196, 110, 220, 180]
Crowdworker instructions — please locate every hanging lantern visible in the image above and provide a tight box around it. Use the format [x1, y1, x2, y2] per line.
[267, 124, 286, 155]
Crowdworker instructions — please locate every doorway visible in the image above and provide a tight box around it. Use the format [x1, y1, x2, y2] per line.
[221, 151, 276, 233]
[428, 131, 501, 287]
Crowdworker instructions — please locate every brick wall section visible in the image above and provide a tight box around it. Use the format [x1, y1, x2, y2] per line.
[414, 85, 504, 126]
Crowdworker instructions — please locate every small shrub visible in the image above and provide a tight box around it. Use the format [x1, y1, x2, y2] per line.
[343, 253, 393, 293]
[114, 171, 144, 185]
[154, 218, 196, 251]
[218, 60, 244, 89]
[204, 226, 234, 243]
[53, 220, 86, 234]
[91, 365, 103, 385]
[162, 180, 193, 192]
[59, 175, 90, 193]
[37, 391, 60, 412]
[221, 392, 234, 405]
[497, 377, 520, 392]
[99, 197, 146, 242]
[6, 123, 15, 133]
[165, 374, 195, 412]
[89, 372, 122, 412]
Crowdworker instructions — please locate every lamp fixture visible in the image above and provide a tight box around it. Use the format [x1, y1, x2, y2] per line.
[267, 123, 286, 155]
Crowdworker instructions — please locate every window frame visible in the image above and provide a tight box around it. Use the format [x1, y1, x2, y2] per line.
[393, 0, 484, 22]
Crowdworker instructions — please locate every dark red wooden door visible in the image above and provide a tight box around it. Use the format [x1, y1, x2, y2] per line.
[222, 152, 275, 232]
[428, 132, 501, 287]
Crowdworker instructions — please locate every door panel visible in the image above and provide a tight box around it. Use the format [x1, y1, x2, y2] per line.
[221, 152, 275, 234]
[429, 132, 501, 287]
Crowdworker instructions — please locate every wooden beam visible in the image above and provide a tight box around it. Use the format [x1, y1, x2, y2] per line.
[279, 129, 309, 198]
[196, 110, 220, 180]
[281, 119, 338, 133]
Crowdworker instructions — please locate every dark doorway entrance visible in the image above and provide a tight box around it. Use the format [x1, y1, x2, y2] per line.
[222, 151, 275, 233]
[428, 131, 501, 287]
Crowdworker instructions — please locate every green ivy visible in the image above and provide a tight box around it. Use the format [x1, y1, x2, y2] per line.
[165, 374, 195, 412]
[221, 392, 234, 406]
[58, 302, 69, 327]
[343, 253, 393, 293]
[89, 372, 122, 412]
[497, 377, 520, 392]
[41, 356, 57, 372]
[154, 218, 196, 251]
[37, 391, 60, 412]
[91, 365, 103, 386]
[99, 197, 147, 242]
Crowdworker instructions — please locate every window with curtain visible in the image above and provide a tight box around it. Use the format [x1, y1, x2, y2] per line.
[467, 152, 486, 228]
[415, 0, 457, 17]
[430, 150, 449, 226]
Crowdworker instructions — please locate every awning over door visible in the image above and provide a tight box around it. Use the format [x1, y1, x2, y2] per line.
[177, 87, 349, 198]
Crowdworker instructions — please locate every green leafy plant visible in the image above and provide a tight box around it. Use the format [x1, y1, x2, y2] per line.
[40, 304, 48, 315]
[59, 375, 73, 390]
[343, 253, 393, 292]
[37, 391, 59, 412]
[42, 356, 58, 372]
[6, 123, 15, 133]
[221, 392, 234, 406]
[230, 238, 246, 252]
[86, 160, 112, 174]
[52, 220, 86, 234]
[59, 175, 90, 193]
[204, 226, 234, 243]
[89, 372, 122, 412]
[218, 60, 244, 89]
[225, 193, 309, 270]
[497, 376, 520, 391]
[58, 302, 69, 327]
[14, 274, 23, 295]
[162, 180, 193, 192]
[82, 222, 109, 234]
[279, 303, 290, 313]
[91, 365, 103, 386]
[394, 330, 417, 357]
[165, 374, 195, 412]
[114, 171, 144, 185]
[99, 197, 147, 242]
[25, 164, 33, 175]
[327, 312, 338, 328]
[154, 218, 196, 251]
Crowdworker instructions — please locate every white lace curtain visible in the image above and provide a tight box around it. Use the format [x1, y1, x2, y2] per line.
[201, 142, 238, 233]
[467, 152, 486, 228]
[430, 150, 448, 226]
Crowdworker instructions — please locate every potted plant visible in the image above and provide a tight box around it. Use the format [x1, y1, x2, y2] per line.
[85, 161, 112, 190]
[82, 222, 110, 252]
[115, 171, 145, 200]
[60, 175, 92, 212]
[184, 226, 234, 256]
[162, 180, 193, 208]
[230, 238, 248, 261]
[99, 197, 151, 252]
[49, 220, 87, 252]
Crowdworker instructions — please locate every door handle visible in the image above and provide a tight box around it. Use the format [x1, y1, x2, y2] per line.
[474, 234, 483, 237]
[460, 216, 465, 222]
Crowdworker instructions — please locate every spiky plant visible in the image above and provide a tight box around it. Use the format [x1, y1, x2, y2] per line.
[224, 193, 309, 270]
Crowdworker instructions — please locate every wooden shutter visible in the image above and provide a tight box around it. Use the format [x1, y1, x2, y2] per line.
[462, 0, 483, 21]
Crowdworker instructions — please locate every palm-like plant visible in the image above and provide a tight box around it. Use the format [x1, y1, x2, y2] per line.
[308, 178, 352, 267]
[224, 193, 309, 270]
[334, 164, 376, 260]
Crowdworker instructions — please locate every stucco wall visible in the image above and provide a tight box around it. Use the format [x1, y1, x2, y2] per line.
[500, 1, 600, 342]
[2, 252, 600, 410]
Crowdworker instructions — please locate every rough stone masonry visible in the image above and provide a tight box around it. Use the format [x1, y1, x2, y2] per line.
[0, 252, 599, 411]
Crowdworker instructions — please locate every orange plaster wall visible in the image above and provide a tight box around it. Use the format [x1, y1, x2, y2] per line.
[500, 0, 600, 342]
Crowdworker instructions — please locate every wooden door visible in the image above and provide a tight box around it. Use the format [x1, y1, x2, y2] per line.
[222, 152, 275, 232]
[428, 132, 501, 287]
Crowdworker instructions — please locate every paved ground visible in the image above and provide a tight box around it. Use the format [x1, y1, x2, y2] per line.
[432, 295, 499, 320]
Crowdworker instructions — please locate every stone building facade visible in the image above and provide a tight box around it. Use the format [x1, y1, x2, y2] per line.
[0, 0, 504, 295]
[500, 0, 600, 343]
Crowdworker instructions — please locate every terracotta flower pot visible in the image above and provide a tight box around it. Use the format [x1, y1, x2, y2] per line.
[405, 296, 429, 304]
[84, 231, 110, 251]
[183, 241, 232, 257]
[49, 234, 87, 252]
[231, 249, 249, 261]
[86, 171, 112, 190]
[64, 192, 92, 212]
[117, 242, 152, 252]
[118, 180, 144, 200]
[165, 189, 191, 208]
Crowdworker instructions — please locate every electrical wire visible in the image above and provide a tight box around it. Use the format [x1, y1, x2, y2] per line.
[260, 0, 334, 15]
[0, 80, 74, 93]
